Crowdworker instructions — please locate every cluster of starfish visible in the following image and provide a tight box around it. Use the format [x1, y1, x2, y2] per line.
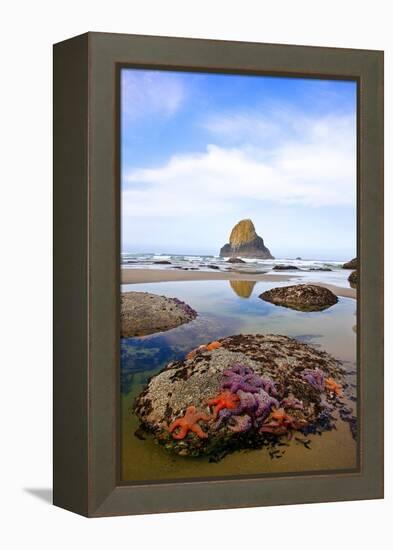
[208, 364, 281, 432]
[260, 407, 307, 437]
[302, 367, 342, 396]
[221, 363, 278, 395]
[207, 390, 239, 419]
[167, 362, 341, 442]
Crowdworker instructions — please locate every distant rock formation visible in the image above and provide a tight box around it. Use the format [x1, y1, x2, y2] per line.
[219, 219, 274, 259]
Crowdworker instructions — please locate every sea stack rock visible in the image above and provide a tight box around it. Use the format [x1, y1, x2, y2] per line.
[219, 219, 274, 259]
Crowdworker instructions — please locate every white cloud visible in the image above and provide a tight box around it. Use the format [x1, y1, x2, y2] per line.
[121, 70, 185, 120]
[122, 111, 356, 218]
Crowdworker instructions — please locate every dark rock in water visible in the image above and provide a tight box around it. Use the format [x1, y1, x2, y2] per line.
[134, 334, 347, 458]
[153, 260, 172, 264]
[296, 257, 302, 260]
[273, 265, 300, 271]
[207, 264, 220, 270]
[121, 292, 197, 337]
[260, 284, 338, 312]
[348, 270, 358, 288]
[308, 267, 332, 272]
[343, 258, 357, 269]
[226, 257, 246, 264]
[220, 219, 274, 259]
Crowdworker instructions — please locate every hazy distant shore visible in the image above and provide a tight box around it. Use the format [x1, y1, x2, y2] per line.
[121, 268, 356, 299]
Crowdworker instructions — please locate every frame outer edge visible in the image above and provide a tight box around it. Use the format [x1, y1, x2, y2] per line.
[53, 33, 90, 517]
[78, 32, 384, 516]
[359, 50, 384, 498]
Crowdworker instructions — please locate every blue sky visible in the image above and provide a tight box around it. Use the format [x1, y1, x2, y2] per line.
[121, 69, 357, 260]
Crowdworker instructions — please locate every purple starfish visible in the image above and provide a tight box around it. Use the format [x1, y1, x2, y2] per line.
[253, 390, 280, 421]
[302, 367, 325, 391]
[221, 363, 263, 393]
[259, 376, 278, 396]
[230, 363, 254, 376]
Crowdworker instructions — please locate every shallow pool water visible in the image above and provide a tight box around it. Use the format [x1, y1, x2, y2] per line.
[120, 279, 357, 482]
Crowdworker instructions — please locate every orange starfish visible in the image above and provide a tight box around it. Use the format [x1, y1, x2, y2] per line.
[325, 377, 342, 396]
[186, 341, 222, 360]
[186, 345, 207, 360]
[168, 406, 210, 439]
[207, 391, 239, 419]
[206, 341, 222, 351]
[270, 407, 293, 424]
[260, 407, 307, 436]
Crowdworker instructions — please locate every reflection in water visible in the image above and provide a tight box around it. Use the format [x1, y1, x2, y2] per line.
[229, 279, 256, 298]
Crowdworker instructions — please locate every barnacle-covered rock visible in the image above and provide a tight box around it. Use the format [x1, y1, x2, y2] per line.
[259, 284, 338, 312]
[134, 334, 351, 458]
[121, 292, 197, 337]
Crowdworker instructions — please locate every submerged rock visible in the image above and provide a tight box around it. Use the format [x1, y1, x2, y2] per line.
[273, 265, 300, 271]
[121, 292, 197, 337]
[134, 334, 350, 458]
[343, 258, 357, 269]
[226, 257, 246, 263]
[260, 284, 338, 312]
[220, 219, 274, 259]
[153, 260, 172, 265]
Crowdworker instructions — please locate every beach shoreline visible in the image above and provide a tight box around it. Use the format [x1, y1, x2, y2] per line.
[121, 268, 356, 299]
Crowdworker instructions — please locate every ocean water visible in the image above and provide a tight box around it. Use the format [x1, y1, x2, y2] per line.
[121, 252, 349, 276]
[120, 278, 357, 483]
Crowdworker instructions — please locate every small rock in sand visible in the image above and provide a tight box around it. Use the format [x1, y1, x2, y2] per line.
[260, 284, 338, 312]
[121, 292, 197, 337]
[273, 265, 300, 271]
[226, 257, 246, 264]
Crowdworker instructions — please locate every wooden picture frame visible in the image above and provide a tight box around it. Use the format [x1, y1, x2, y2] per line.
[53, 32, 384, 517]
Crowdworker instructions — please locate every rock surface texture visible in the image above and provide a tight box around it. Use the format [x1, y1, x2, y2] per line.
[260, 284, 338, 312]
[121, 292, 197, 337]
[220, 219, 274, 259]
[134, 334, 353, 458]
